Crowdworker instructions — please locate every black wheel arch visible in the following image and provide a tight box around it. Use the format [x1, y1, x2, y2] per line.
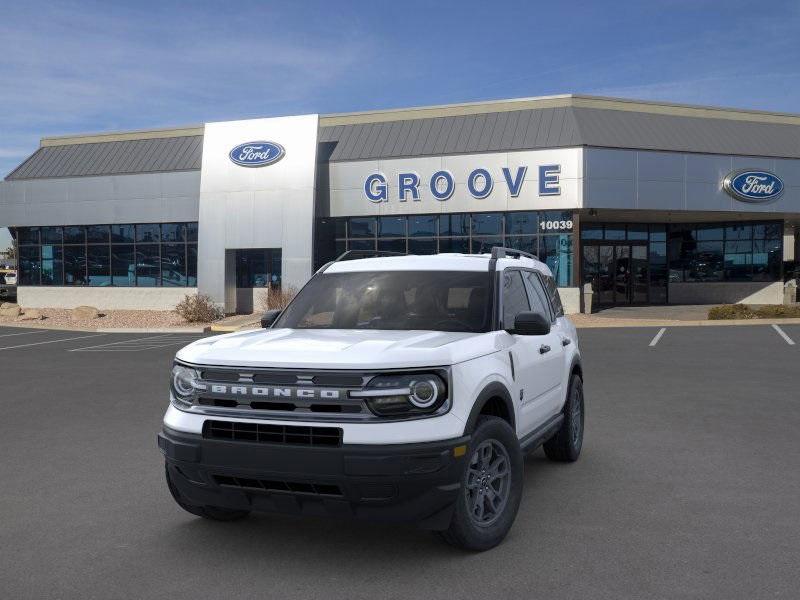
[464, 381, 516, 435]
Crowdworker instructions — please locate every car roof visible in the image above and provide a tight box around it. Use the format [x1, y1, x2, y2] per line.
[323, 253, 553, 276]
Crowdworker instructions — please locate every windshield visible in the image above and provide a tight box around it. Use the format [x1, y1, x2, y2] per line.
[274, 270, 492, 332]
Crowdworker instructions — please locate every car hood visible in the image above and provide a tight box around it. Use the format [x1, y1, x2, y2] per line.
[176, 328, 501, 369]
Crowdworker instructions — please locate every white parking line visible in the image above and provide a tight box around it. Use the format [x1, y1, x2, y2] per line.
[69, 334, 205, 352]
[0, 330, 48, 339]
[0, 333, 106, 351]
[771, 324, 796, 346]
[649, 328, 667, 347]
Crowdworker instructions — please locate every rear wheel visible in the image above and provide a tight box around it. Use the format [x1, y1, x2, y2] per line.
[543, 374, 584, 462]
[440, 416, 523, 551]
[165, 464, 250, 521]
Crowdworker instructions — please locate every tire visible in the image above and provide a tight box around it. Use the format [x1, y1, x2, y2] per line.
[543, 374, 584, 462]
[165, 464, 250, 522]
[440, 416, 523, 551]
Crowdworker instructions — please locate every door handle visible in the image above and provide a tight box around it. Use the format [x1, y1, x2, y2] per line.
[561, 338, 571, 346]
[539, 344, 551, 354]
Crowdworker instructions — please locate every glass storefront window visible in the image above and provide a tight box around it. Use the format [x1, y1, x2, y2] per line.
[87, 245, 111, 286]
[111, 224, 135, 243]
[440, 214, 469, 236]
[471, 213, 502, 235]
[64, 246, 87, 285]
[409, 215, 437, 237]
[378, 238, 406, 253]
[506, 212, 537, 235]
[41, 245, 63, 286]
[112, 245, 136, 287]
[162, 244, 187, 286]
[438, 238, 469, 253]
[136, 245, 160, 286]
[541, 235, 573, 287]
[14, 222, 198, 288]
[64, 226, 85, 244]
[627, 225, 648, 241]
[86, 225, 110, 244]
[19, 246, 41, 285]
[506, 236, 537, 254]
[603, 224, 626, 240]
[378, 216, 406, 237]
[408, 239, 437, 254]
[471, 236, 503, 253]
[18, 227, 40, 245]
[321, 211, 576, 287]
[41, 227, 63, 245]
[136, 224, 160, 243]
[580, 224, 603, 240]
[349, 217, 376, 238]
[161, 223, 185, 243]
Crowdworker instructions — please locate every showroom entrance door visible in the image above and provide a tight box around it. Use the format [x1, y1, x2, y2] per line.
[583, 243, 649, 305]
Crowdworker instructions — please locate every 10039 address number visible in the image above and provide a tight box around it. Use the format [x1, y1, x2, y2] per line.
[539, 220, 573, 232]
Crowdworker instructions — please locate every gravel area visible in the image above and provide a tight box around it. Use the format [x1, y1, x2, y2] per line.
[0, 307, 213, 330]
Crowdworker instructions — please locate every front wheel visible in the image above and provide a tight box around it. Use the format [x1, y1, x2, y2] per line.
[440, 416, 523, 551]
[543, 374, 584, 462]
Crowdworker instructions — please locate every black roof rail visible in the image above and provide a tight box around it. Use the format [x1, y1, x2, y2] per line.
[490, 247, 538, 261]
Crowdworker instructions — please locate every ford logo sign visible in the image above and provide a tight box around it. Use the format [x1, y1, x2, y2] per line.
[229, 141, 285, 167]
[723, 169, 784, 203]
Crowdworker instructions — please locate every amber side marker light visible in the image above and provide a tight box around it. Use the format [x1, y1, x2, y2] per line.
[453, 445, 467, 457]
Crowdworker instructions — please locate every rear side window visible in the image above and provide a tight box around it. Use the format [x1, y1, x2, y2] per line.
[501, 270, 530, 328]
[522, 271, 551, 320]
[541, 274, 564, 317]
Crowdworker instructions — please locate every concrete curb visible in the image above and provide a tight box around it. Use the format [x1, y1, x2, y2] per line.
[569, 316, 800, 328]
[0, 321, 211, 334]
[95, 327, 210, 334]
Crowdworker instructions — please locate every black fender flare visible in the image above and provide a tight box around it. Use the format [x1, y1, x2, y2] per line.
[463, 381, 516, 435]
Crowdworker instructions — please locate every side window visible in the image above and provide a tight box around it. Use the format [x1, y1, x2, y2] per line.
[522, 271, 552, 320]
[542, 274, 565, 318]
[502, 270, 531, 328]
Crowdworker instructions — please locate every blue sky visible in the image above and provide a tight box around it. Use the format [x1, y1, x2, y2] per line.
[1, 0, 799, 249]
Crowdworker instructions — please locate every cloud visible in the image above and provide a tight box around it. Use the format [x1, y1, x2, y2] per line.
[0, 2, 373, 175]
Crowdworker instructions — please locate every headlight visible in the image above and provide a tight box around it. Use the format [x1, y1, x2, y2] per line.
[352, 372, 448, 418]
[170, 363, 202, 407]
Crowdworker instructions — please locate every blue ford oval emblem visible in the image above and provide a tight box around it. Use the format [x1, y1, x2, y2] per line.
[229, 141, 285, 167]
[723, 169, 784, 203]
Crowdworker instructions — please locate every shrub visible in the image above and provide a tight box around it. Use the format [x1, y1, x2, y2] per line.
[754, 304, 800, 318]
[707, 304, 757, 320]
[708, 303, 800, 320]
[257, 285, 298, 312]
[175, 294, 223, 322]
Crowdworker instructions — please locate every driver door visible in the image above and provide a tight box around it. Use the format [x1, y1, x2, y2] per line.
[501, 270, 563, 437]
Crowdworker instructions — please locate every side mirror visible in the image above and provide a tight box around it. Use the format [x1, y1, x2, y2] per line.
[260, 309, 282, 329]
[509, 311, 550, 336]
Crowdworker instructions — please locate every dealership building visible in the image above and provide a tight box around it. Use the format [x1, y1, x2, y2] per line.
[0, 94, 798, 314]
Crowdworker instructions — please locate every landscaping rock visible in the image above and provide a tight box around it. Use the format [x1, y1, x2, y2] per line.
[72, 305, 100, 320]
[17, 309, 43, 321]
[0, 302, 19, 309]
[0, 305, 22, 317]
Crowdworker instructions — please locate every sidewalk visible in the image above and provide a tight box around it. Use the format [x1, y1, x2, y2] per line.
[569, 304, 800, 328]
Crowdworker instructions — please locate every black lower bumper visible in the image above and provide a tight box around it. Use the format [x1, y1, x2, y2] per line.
[158, 426, 470, 530]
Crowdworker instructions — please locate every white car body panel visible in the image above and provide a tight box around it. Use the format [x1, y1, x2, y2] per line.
[164, 253, 580, 445]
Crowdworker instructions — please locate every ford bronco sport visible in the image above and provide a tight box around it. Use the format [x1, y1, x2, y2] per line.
[159, 248, 584, 550]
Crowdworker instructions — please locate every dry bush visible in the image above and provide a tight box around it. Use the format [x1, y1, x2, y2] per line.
[707, 304, 757, 320]
[257, 285, 298, 312]
[708, 303, 800, 320]
[175, 294, 223, 322]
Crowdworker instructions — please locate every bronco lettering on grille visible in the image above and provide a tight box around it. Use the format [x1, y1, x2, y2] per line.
[208, 385, 341, 400]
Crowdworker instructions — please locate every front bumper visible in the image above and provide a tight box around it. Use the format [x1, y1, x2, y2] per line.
[158, 426, 470, 530]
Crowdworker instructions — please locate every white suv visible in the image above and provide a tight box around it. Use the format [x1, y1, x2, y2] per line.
[159, 248, 584, 551]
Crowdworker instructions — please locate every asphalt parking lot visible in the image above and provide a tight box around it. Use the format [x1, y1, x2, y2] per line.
[0, 324, 798, 599]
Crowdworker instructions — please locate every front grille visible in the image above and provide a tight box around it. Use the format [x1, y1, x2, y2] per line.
[203, 420, 343, 447]
[213, 474, 343, 497]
